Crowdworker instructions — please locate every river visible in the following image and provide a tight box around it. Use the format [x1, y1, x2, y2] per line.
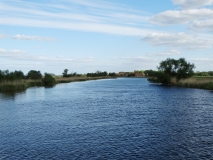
[0, 78, 213, 159]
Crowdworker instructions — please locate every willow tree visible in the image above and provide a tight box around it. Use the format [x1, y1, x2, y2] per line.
[148, 58, 195, 84]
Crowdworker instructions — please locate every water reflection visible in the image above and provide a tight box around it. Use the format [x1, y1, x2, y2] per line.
[0, 90, 26, 100]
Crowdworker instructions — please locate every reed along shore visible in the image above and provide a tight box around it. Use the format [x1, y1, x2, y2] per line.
[170, 77, 213, 90]
[0, 76, 117, 92]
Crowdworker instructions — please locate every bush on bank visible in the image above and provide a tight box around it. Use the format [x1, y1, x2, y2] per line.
[42, 73, 56, 87]
[147, 58, 195, 85]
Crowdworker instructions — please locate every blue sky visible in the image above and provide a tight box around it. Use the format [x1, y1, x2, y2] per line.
[1, 0, 213, 74]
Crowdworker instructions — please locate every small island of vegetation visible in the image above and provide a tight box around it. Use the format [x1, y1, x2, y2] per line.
[146, 58, 213, 90]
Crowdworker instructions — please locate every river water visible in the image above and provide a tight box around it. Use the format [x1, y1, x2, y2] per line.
[0, 78, 213, 159]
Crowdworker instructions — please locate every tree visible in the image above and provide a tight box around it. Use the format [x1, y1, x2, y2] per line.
[26, 70, 42, 79]
[0, 70, 25, 82]
[14, 70, 25, 80]
[0, 70, 3, 82]
[144, 70, 158, 77]
[148, 58, 195, 84]
[43, 73, 55, 86]
[62, 69, 68, 77]
[87, 71, 108, 77]
[109, 72, 116, 76]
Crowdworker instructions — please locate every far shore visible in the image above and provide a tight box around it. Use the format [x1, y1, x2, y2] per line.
[54, 76, 117, 83]
[1, 76, 213, 92]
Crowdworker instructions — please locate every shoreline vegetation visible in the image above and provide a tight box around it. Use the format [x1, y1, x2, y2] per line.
[171, 77, 213, 90]
[0, 76, 117, 92]
[146, 58, 213, 90]
[1, 64, 213, 92]
[147, 76, 213, 90]
[0, 69, 118, 92]
[1, 75, 213, 92]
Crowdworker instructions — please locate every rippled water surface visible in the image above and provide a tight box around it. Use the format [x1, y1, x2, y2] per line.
[0, 78, 213, 159]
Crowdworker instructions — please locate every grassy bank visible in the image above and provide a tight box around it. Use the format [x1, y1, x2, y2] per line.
[0, 79, 41, 92]
[0, 76, 117, 92]
[54, 76, 116, 83]
[171, 77, 213, 90]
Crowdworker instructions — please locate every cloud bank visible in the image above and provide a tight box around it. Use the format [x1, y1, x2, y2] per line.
[12, 35, 56, 41]
[150, 8, 213, 25]
[172, 0, 213, 8]
[0, 34, 8, 39]
[142, 32, 213, 49]
[0, 0, 153, 36]
[147, 50, 181, 56]
[0, 48, 93, 65]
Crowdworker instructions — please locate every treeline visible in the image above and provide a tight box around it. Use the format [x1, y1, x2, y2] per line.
[62, 69, 116, 78]
[62, 69, 82, 77]
[0, 70, 44, 81]
[0, 69, 55, 90]
[0, 70, 25, 82]
[87, 71, 116, 77]
[194, 71, 213, 76]
[87, 71, 107, 77]
[117, 72, 135, 77]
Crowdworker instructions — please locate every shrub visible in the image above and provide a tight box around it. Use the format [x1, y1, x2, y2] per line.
[43, 73, 55, 86]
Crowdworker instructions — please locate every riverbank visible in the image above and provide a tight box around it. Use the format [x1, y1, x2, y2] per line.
[171, 77, 213, 90]
[0, 76, 117, 92]
[55, 76, 116, 83]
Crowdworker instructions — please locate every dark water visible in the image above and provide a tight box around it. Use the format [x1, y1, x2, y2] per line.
[0, 78, 213, 160]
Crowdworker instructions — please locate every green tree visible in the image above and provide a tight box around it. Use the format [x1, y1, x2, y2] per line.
[62, 69, 68, 77]
[109, 72, 116, 76]
[26, 70, 42, 79]
[14, 70, 25, 80]
[43, 73, 55, 86]
[148, 58, 195, 84]
[0, 70, 3, 82]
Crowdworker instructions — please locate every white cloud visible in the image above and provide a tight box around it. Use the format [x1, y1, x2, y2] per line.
[184, 57, 213, 71]
[0, 0, 152, 36]
[0, 48, 94, 65]
[0, 17, 154, 36]
[12, 34, 55, 41]
[190, 58, 213, 65]
[172, 0, 213, 8]
[189, 19, 213, 31]
[150, 8, 213, 25]
[0, 48, 26, 56]
[0, 34, 8, 39]
[142, 32, 213, 49]
[147, 49, 181, 56]
[112, 56, 158, 65]
[191, 58, 213, 61]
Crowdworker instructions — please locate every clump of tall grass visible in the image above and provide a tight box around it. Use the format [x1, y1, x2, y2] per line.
[27, 81, 43, 87]
[0, 84, 27, 91]
[172, 77, 213, 90]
